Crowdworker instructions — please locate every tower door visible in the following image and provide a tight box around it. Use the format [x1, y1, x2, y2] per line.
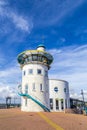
[56, 99, 59, 110]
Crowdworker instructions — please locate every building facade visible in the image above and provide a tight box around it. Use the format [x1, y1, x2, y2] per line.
[17, 45, 70, 112]
[49, 79, 70, 112]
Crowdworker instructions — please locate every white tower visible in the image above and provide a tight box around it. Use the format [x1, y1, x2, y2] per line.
[17, 44, 53, 112]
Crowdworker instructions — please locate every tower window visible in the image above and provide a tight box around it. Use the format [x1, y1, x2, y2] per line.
[25, 84, 28, 94]
[37, 69, 42, 74]
[23, 71, 26, 76]
[45, 70, 48, 77]
[40, 84, 43, 91]
[25, 98, 27, 106]
[32, 83, 35, 91]
[29, 69, 33, 74]
[64, 88, 66, 93]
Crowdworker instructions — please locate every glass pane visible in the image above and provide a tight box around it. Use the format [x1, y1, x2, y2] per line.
[32, 55, 38, 61]
[29, 69, 33, 74]
[40, 84, 42, 91]
[37, 69, 42, 74]
[50, 98, 53, 110]
[56, 100, 59, 110]
[25, 85, 28, 94]
[61, 99, 64, 110]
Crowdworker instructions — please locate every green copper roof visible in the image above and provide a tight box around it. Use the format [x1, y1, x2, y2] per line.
[37, 44, 46, 48]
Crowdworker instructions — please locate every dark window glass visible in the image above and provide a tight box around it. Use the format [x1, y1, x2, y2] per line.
[54, 87, 58, 92]
[40, 84, 43, 91]
[23, 71, 26, 76]
[61, 99, 64, 110]
[64, 88, 66, 93]
[56, 100, 59, 110]
[50, 98, 53, 110]
[37, 69, 42, 74]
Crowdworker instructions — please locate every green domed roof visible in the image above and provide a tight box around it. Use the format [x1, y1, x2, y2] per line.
[37, 44, 46, 48]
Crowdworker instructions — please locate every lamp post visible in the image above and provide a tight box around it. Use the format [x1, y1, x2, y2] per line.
[81, 89, 85, 109]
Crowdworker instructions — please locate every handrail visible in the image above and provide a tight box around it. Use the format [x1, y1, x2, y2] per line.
[18, 85, 50, 112]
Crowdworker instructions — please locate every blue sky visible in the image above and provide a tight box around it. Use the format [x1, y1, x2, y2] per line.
[0, 0, 87, 102]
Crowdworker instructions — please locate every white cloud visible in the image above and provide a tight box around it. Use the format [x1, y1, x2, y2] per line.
[0, 1, 33, 33]
[9, 12, 33, 33]
[49, 45, 87, 100]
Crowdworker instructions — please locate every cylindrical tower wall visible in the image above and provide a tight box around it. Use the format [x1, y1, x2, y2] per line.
[21, 64, 49, 112]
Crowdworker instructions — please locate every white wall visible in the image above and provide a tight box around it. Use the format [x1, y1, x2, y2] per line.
[21, 63, 49, 112]
[49, 79, 70, 111]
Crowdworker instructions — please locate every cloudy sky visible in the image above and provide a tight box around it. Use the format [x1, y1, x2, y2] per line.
[0, 0, 87, 102]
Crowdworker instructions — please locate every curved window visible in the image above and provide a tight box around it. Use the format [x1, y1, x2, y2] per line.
[32, 55, 38, 61]
[28, 55, 32, 62]
[38, 55, 42, 62]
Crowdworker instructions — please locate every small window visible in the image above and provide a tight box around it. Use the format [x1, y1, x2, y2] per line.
[32, 83, 35, 91]
[64, 88, 66, 93]
[50, 98, 53, 110]
[40, 84, 43, 91]
[25, 84, 28, 94]
[54, 87, 58, 92]
[25, 98, 27, 106]
[23, 71, 26, 76]
[29, 69, 33, 74]
[45, 70, 48, 77]
[61, 99, 64, 110]
[37, 69, 42, 74]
